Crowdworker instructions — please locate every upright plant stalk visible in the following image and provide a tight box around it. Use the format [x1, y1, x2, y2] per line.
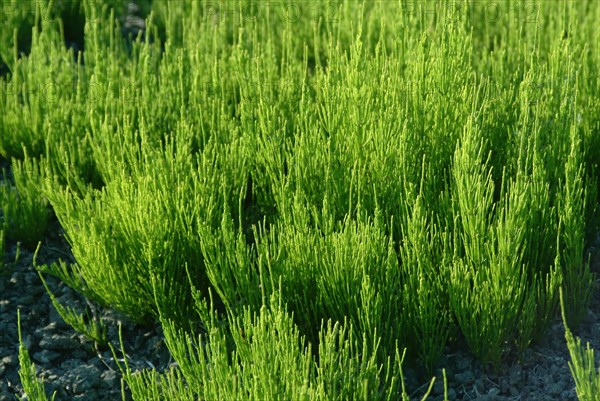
[561, 289, 600, 401]
[558, 127, 594, 329]
[17, 309, 57, 401]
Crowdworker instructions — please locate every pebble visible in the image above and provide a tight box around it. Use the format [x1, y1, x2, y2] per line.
[454, 370, 475, 384]
[1, 355, 16, 367]
[0, 382, 10, 401]
[508, 364, 522, 386]
[24, 272, 38, 286]
[33, 350, 61, 364]
[17, 295, 35, 305]
[39, 334, 80, 351]
[70, 364, 101, 393]
[34, 322, 59, 337]
[0, 321, 16, 343]
[100, 369, 120, 387]
[487, 387, 500, 397]
[547, 382, 563, 396]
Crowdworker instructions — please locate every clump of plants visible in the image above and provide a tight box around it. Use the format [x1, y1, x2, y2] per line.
[116, 290, 446, 401]
[562, 289, 600, 401]
[0, 154, 50, 249]
[1, 0, 599, 399]
[0, 229, 4, 271]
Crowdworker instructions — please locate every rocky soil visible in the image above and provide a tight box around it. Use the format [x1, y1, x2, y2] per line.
[0, 220, 174, 401]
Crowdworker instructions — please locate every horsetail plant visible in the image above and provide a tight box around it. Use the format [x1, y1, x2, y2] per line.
[117, 290, 445, 401]
[17, 309, 57, 401]
[6, 153, 51, 248]
[558, 127, 595, 329]
[398, 190, 454, 374]
[0, 229, 4, 271]
[43, 135, 202, 326]
[448, 117, 563, 369]
[561, 288, 600, 401]
[37, 270, 108, 346]
[0, 181, 5, 272]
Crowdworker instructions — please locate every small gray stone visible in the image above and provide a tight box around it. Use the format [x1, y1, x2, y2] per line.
[1, 354, 17, 366]
[48, 306, 68, 330]
[43, 381, 61, 398]
[33, 350, 61, 364]
[454, 370, 475, 384]
[508, 364, 522, 386]
[431, 377, 446, 395]
[39, 370, 61, 382]
[71, 364, 101, 394]
[0, 382, 12, 401]
[561, 388, 577, 400]
[0, 321, 15, 340]
[61, 358, 83, 371]
[30, 303, 46, 319]
[34, 322, 59, 338]
[24, 272, 38, 285]
[547, 382, 562, 396]
[100, 369, 119, 388]
[39, 334, 79, 351]
[17, 295, 35, 305]
[68, 348, 89, 360]
[74, 389, 98, 400]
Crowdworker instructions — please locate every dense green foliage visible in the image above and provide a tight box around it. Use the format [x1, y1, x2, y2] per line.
[2, 0, 600, 399]
[118, 291, 440, 401]
[562, 290, 600, 401]
[0, 154, 51, 248]
[0, 228, 4, 270]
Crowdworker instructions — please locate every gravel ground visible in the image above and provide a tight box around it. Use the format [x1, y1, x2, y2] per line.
[0, 221, 174, 401]
[0, 213, 599, 400]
